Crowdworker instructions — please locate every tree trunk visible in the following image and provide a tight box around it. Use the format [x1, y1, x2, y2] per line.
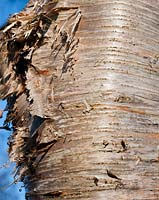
[0, 0, 159, 199]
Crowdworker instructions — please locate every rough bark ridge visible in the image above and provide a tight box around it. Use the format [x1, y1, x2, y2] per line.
[0, 0, 159, 199]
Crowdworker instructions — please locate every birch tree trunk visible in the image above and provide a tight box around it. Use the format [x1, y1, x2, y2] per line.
[0, 0, 159, 199]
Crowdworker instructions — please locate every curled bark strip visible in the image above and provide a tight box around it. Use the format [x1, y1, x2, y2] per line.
[51, 8, 81, 75]
[0, 0, 81, 182]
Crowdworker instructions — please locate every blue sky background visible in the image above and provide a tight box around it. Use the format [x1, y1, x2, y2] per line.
[0, 0, 28, 27]
[0, 1, 29, 199]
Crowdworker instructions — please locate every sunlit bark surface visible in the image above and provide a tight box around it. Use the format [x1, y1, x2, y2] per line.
[0, 0, 159, 199]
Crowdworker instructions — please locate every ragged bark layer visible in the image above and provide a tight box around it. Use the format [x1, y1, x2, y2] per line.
[0, 0, 80, 183]
[0, 0, 159, 199]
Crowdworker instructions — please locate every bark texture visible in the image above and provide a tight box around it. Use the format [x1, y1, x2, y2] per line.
[0, 0, 159, 199]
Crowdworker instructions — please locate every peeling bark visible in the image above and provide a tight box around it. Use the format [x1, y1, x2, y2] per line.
[0, 0, 159, 199]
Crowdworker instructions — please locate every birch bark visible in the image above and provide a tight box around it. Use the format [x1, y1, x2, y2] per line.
[0, 0, 159, 199]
